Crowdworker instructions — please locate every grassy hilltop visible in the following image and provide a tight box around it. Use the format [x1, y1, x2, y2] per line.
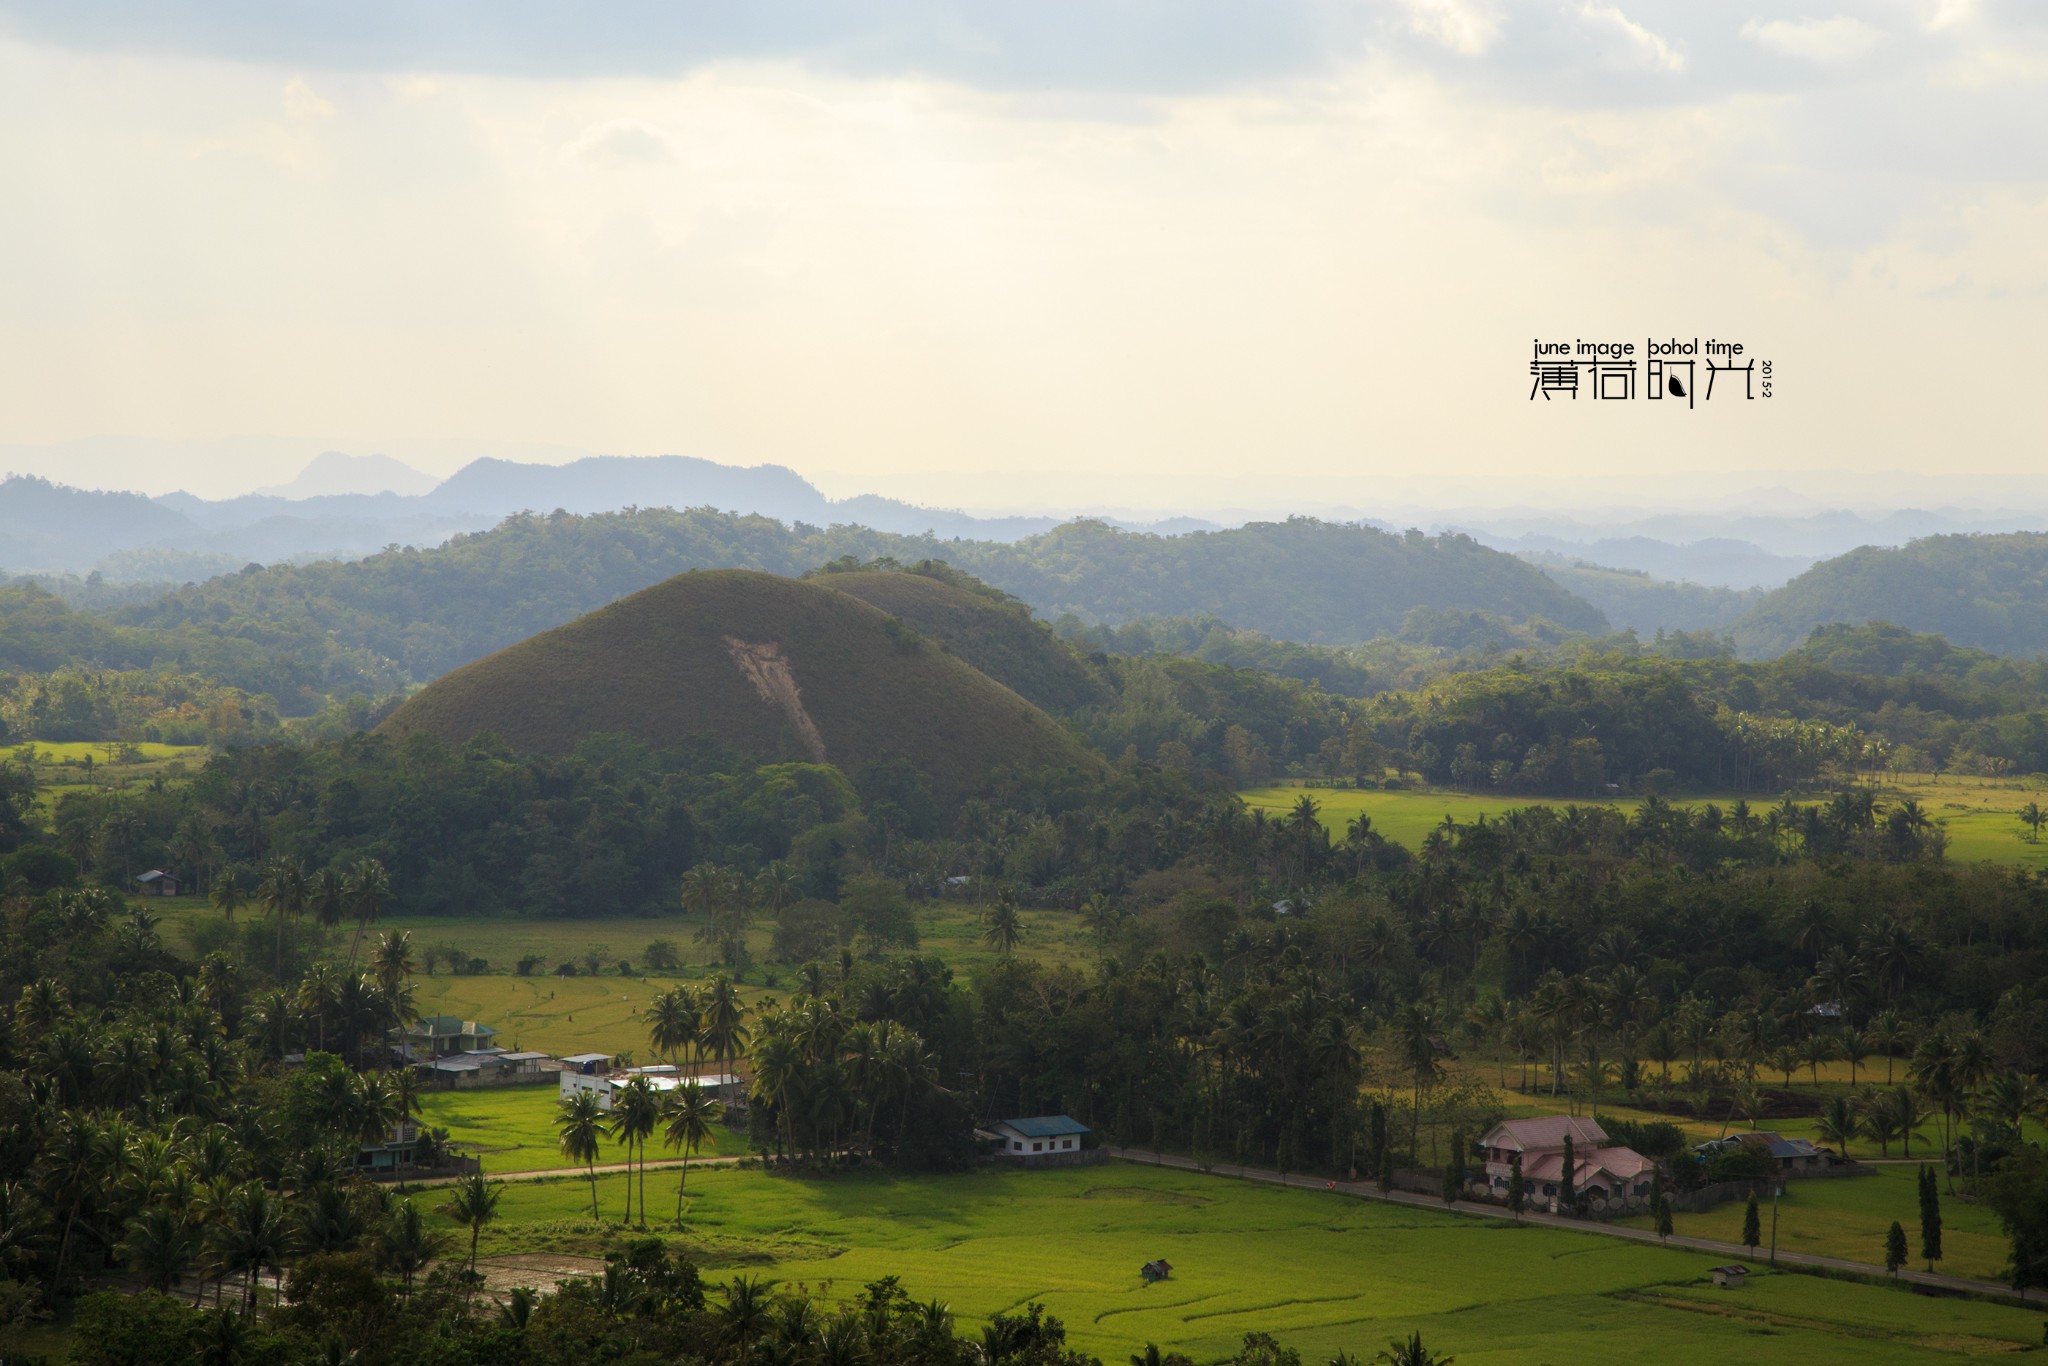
[378, 568, 1102, 799]
[814, 565, 1111, 714]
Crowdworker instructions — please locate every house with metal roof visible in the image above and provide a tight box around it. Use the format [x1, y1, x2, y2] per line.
[398, 1015, 499, 1058]
[982, 1115, 1090, 1160]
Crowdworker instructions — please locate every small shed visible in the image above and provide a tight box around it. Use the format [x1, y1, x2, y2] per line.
[559, 1052, 613, 1075]
[1141, 1259, 1173, 1283]
[1711, 1264, 1749, 1289]
[135, 869, 182, 897]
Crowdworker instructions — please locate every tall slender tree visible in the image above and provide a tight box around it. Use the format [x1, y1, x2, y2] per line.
[557, 1090, 606, 1221]
[663, 1082, 724, 1226]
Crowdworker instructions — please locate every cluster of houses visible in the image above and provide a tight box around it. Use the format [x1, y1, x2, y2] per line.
[1477, 1115, 1844, 1215]
[390, 1017, 746, 1111]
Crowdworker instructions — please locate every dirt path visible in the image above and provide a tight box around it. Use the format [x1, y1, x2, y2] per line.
[1104, 1147, 2031, 1304]
[404, 1153, 750, 1188]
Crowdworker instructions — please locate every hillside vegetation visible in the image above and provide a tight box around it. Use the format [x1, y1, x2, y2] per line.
[111, 509, 1606, 685]
[1532, 558, 1764, 635]
[1734, 532, 2048, 658]
[811, 562, 1111, 714]
[379, 569, 1102, 798]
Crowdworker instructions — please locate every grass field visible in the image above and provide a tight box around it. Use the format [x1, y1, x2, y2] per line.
[433, 1162, 2046, 1364]
[1619, 1163, 2012, 1283]
[420, 1084, 751, 1173]
[145, 895, 1093, 1058]
[1244, 773, 2048, 868]
[13, 739, 209, 816]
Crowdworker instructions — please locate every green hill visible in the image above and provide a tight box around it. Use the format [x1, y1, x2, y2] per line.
[1529, 559, 1763, 636]
[377, 569, 1102, 798]
[811, 564, 1111, 714]
[116, 509, 1608, 686]
[1733, 533, 2048, 659]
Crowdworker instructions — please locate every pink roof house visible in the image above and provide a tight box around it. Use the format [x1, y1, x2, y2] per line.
[1480, 1116, 1655, 1206]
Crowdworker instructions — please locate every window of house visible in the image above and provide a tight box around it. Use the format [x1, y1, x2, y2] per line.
[1013, 1141, 1023, 1151]
[1063, 1139, 1073, 1149]
[1032, 1142, 1043, 1152]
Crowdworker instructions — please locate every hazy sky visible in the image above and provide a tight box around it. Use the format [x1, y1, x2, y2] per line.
[0, 1, 2042, 509]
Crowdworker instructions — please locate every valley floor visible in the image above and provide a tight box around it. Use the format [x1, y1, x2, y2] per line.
[429, 1159, 2044, 1365]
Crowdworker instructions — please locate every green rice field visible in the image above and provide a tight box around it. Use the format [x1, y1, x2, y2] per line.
[436, 1161, 2046, 1364]
[1242, 774, 2048, 869]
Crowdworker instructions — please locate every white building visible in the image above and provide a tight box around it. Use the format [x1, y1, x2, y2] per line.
[982, 1115, 1089, 1159]
[559, 1067, 745, 1113]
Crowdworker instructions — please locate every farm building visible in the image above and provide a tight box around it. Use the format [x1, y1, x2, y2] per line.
[419, 1049, 559, 1090]
[134, 869, 182, 896]
[560, 1066, 745, 1112]
[1693, 1132, 1835, 1176]
[982, 1115, 1090, 1160]
[1711, 1264, 1750, 1288]
[1479, 1116, 1654, 1207]
[398, 1016, 499, 1058]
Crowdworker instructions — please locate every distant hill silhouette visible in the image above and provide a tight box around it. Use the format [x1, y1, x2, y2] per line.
[379, 569, 1102, 798]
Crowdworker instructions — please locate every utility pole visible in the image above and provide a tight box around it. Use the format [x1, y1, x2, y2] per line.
[1770, 1184, 1782, 1266]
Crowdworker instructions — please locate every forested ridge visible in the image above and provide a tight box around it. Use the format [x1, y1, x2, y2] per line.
[1734, 532, 2048, 659]
[101, 510, 1602, 687]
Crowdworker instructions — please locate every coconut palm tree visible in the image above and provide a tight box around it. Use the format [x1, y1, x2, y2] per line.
[610, 1076, 661, 1226]
[556, 1089, 607, 1220]
[1867, 1009, 1908, 1086]
[343, 858, 389, 972]
[1817, 1093, 1858, 1159]
[256, 856, 308, 981]
[435, 1171, 501, 1283]
[983, 896, 1022, 956]
[1375, 1331, 1453, 1366]
[702, 974, 749, 1080]
[752, 1032, 805, 1161]
[378, 1199, 442, 1301]
[371, 930, 416, 997]
[662, 1082, 724, 1225]
[206, 1183, 292, 1311]
[119, 1204, 200, 1292]
[211, 870, 247, 925]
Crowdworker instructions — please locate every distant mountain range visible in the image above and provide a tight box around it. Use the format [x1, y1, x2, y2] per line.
[13, 452, 2048, 664]
[0, 454, 1226, 579]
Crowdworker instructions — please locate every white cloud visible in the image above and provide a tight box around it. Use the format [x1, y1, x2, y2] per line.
[282, 74, 334, 122]
[1923, 0, 1976, 32]
[1739, 16, 1885, 64]
[567, 119, 674, 165]
[1576, 4, 1685, 74]
[1391, 0, 1500, 57]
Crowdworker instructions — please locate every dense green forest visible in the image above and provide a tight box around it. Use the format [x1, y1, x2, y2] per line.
[100, 511, 1601, 688]
[1530, 558, 1764, 635]
[1734, 532, 2048, 658]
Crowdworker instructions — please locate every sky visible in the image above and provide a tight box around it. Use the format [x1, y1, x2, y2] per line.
[0, 1, 2043, 510]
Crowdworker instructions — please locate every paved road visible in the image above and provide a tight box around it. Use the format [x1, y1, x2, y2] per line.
[1103, 1146, 2033, 1304]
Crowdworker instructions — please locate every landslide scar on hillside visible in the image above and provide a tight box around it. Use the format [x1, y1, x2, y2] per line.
[722, 636, 828, 763]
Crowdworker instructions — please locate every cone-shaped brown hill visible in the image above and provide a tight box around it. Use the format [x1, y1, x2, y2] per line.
[378, 569, 1102, 796]
[815, 568, 1110, 715]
